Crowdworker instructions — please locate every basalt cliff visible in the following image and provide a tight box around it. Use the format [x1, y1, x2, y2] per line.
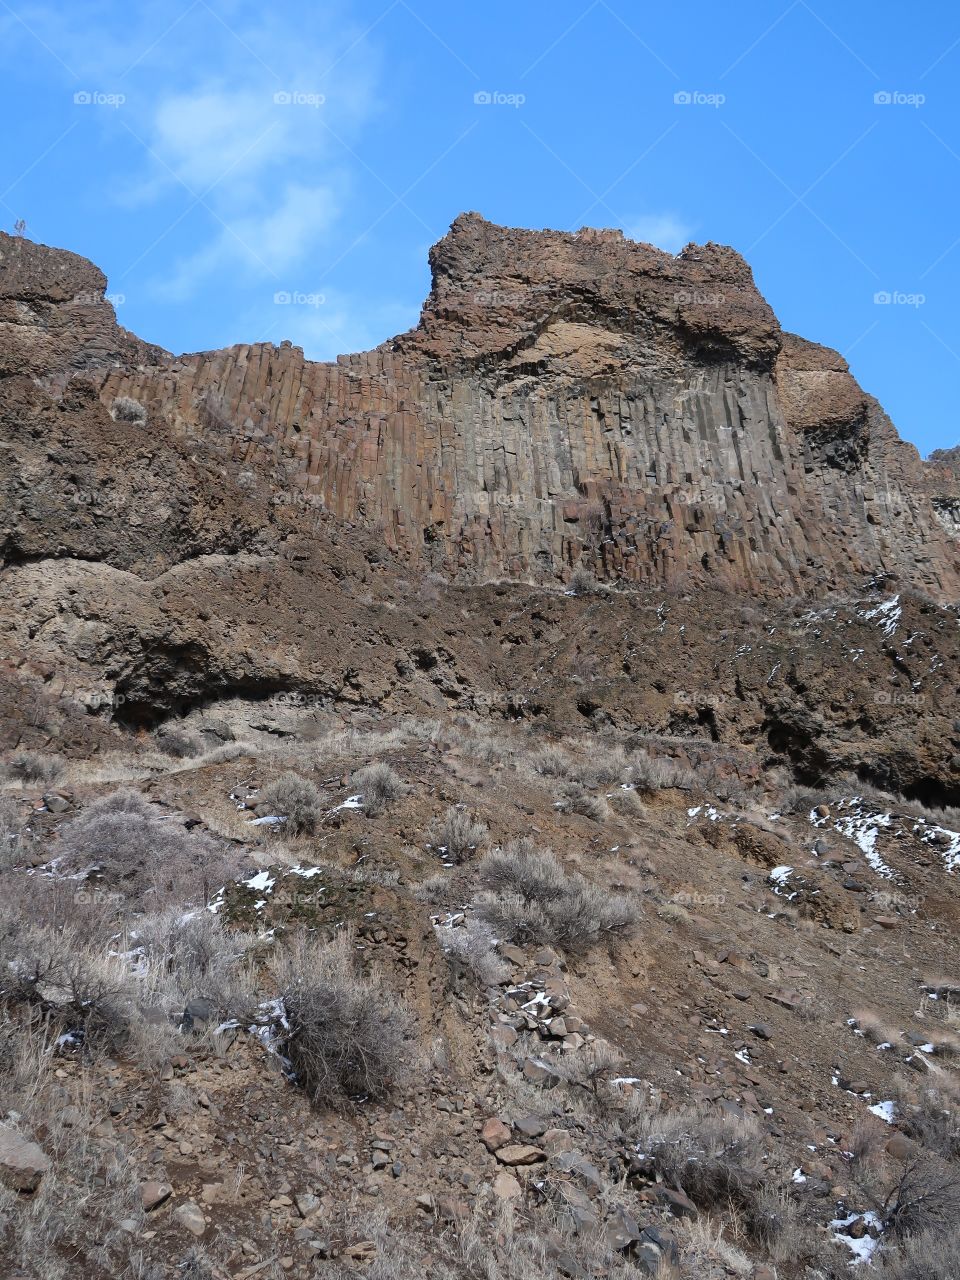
[4, 212, 958, 596]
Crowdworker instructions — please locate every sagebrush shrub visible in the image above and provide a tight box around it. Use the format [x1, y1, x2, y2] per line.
[626, 1096, 763, 1209]
[434, 917, 510, 988]
[5, 751, 65, 785]
[133, 907, 255, 1022]
[434, 806, 488, 863]
[1, 921, 134, 1051]
[555, 781, 609, 822]
[877, 1227, 960, 1280]
[260, 772, 325, 835]
[629, 750, 696, 793]
[476, 840, 636, 954]
[273, 932, 414, 1105]
[568, 566, 600, 596]
[112, 394, 147, 424]
[882, 1158, 960, 1240]
[352, 762, 406, 816]
[57, 789, 232, 903]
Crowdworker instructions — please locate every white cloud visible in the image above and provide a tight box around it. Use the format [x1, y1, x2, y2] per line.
[6, 3, 382, 300]
[152, 182, 342, 301]
[623, 213, 695, 254]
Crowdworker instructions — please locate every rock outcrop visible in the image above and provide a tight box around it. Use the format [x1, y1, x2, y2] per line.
[31, 211, 949, 598]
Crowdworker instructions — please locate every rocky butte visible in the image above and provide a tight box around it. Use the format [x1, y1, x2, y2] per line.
[4, 212, 958, 596]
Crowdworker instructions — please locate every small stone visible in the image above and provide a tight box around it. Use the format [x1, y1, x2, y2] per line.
[522, 1057, 561, 1088]
[488, 1025, 518, 1050]
[492, 1171, 522, 1199]
[885, 1135, 915, 1161]
[513, 1114, 546, 1139]
[656, 1186, 698, 1219]
[479, 1117, 512, 1152]
[494, 1144, 544, 1166]
[140, 1181, 172, 1212]
[173, 1201, 206, 1237]
[542, 1128, 573, 1154]
[606, 1204, 641, 1250]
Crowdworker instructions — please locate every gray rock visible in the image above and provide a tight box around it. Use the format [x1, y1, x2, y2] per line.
[0, 1126, 49, 1192]
[181, 997, 216, 1032]
[173, 1201, 206, 1237]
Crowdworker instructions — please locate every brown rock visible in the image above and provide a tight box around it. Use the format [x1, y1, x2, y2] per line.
[479, 1117, 512, 1152]
[494, 1144, 545, 1167]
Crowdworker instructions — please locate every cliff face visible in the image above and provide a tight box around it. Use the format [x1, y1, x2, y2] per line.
[38, 211, 949, 599]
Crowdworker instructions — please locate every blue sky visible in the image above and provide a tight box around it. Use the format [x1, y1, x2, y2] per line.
[2, 0, 958, 455]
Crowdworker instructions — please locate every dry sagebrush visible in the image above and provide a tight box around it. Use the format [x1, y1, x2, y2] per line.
[476, 839, 637, 955]
[272, 930, 415, 1106]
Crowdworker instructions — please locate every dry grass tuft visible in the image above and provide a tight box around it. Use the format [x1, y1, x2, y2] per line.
[432, 806, 488, 863]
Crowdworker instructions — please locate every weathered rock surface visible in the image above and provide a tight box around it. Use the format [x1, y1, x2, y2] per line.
[0, 1126, 49, 1192]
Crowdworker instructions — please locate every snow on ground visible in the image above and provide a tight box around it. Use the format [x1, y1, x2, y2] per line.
[830, 1211, 883, 1265]
[868, 1100, 896, 1124]
[811, 800, 896, 878]
[330, 794, 363, 813]
[912, 817, 960, 873]
[858, 594, 902, 638]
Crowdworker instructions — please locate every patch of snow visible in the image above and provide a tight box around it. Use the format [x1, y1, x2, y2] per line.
[912, 818, 960, 873]
[869, 1100, 896, 1124]
[769, 865, 793, 885]
[243, 870, 276, 893]
[331, 794, 363, 813]
[859, 594, 902, 639]
[248, 815, 285, 827]
[812, 800, 896, 879]
[792, 1168, 807, 1184]
[830, 1211, 882, 1265]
